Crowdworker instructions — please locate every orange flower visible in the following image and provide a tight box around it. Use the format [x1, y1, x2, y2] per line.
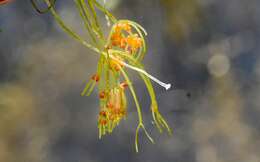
[125, 34, 142, 52]
[110, 26, 142, 53]
[111, 32, 123, 47]
[110, 22, 140, 50]
[114, 22, 131, 33]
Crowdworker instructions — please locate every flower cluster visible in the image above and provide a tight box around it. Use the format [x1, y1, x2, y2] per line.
[82, 76, 129, 138]
[107, 21, 144, 73]
[98, 82, 128, 137]
[110, 22, 142, 53]
[46, 0, 172, 152]
[82, 21, 147, 138]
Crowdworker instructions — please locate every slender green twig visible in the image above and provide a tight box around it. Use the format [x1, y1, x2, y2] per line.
[31, 0, 57, 14]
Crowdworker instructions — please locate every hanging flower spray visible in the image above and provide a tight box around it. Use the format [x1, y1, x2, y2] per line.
[32, 0, 172, 152]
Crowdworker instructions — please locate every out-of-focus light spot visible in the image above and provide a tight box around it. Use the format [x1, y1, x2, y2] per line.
[196, 145, 218, 162]
[207, 54, 230, 77]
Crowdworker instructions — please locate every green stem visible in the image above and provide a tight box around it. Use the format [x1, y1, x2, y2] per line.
[88, 0, 104, 39]
[75, 0, 99, 46]
[92, 0, 117, 23]
[119, 67, 143, 123]
[31, 0, 57, 14]
[46, 0, 102, 55]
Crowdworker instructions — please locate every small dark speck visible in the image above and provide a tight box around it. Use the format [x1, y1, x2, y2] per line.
[186, 92, 191, 98]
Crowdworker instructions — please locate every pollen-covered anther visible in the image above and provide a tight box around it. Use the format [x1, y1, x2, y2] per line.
[120, 82, 128, 89]
[99, 110, 107, 117]
[120, 38, 127, 49]
[111, 32, 123, 47]
[125, 34, 143, 52]
[91, 74, 100, 82]
[99, 119, 108, 125]
[99, 91, 106, 99]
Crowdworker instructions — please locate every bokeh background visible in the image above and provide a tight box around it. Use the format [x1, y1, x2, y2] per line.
[0, 0, 260, 161]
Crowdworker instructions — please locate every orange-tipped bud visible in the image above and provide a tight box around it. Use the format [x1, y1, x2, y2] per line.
[99, 91, 106, 99]
[99, 110, 107, 117]
[120, 82, 128, 89]
[99, 119, 107, 125]
[91, 74, 100, 82]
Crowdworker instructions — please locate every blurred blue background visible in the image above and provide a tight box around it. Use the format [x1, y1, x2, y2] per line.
[0, 0, 260, 162]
